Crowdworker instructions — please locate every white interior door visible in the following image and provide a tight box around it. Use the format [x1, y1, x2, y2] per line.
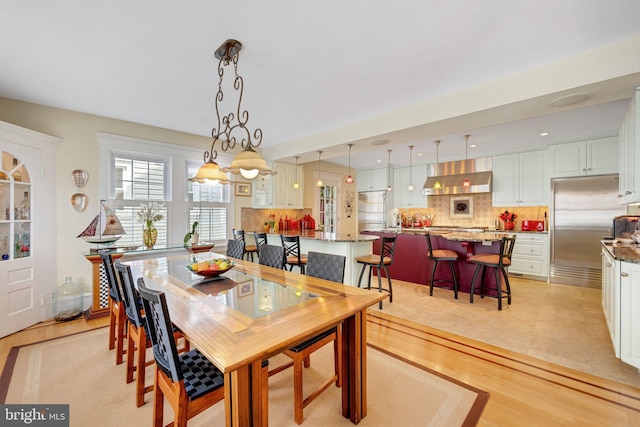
[0, 142, 44, 337]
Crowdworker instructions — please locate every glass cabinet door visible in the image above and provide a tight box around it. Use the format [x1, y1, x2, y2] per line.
[0, 152, 32, 260]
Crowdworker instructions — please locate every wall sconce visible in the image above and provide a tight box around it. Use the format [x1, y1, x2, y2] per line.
[70, 169, 89, 212]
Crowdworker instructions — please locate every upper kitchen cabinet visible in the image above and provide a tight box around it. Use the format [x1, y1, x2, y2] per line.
[251, 161, 304, 208]
[272, 161, 304, 208]
[549, 137, 619, 178]
[393, 165, 428, 208]
[618, 87, 640, 204]
[492, 150, 548, 207]
[356, 166, 391, 192]
[252, 173, 274, 208]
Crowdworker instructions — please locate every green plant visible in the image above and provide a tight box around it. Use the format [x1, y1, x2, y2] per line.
[183, 221, 199, 245]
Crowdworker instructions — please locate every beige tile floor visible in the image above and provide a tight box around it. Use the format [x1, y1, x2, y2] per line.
[368, 276, 640, 388]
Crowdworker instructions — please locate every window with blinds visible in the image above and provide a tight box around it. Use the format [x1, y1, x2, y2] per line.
[186, 162, 230, 243]
[112, 156, 169, 246]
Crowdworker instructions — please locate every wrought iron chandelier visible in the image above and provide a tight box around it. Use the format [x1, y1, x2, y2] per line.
[190, 39, 275, 184]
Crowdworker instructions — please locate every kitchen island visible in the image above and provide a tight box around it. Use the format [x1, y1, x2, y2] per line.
[601, 241, 640, 369]
[264, 231, 379, 286]
[362, 230, 513, 295]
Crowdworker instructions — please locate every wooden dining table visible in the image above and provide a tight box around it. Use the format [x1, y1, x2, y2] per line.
[123, 252, 386, 427]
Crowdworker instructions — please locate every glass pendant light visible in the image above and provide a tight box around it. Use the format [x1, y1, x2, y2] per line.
[345, 144, 354, 184]
[463, 135, 470, 187]
[408, 145, 414, 191]
[293, 156, 300, 189]
[433, 140, 442, 189]
[386, 149, 392, 192]
[316, 151, 323, 187]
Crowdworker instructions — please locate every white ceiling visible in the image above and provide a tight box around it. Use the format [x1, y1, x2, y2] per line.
[2, 1, 640, 169]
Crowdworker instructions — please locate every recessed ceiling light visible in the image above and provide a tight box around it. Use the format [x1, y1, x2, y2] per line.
[377, 159, 382, 163]
[540, 132, 549, 137]
[470, 144, 477, 148]
[369, 139, 389, 146]
[417, 153, 423, 156]
[549, 93, 591, 108]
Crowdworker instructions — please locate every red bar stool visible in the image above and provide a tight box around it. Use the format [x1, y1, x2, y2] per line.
[469, 236, 516, 310]
[425, 233, 460, 299]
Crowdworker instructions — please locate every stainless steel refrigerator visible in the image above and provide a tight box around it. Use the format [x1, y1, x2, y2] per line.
[358, 191, 387, 232]
[550, 175, 625, 287]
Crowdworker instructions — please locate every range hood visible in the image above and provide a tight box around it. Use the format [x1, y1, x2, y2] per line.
[423, 157, 492, 195]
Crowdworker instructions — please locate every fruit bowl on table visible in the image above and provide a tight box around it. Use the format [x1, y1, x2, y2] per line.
[186, 259, 236, 278]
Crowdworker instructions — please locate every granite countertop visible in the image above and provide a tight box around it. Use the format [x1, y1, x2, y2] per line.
[602, 240, 640, 263]
[271, 230, 379, 243]
[380, 227, 547, 235]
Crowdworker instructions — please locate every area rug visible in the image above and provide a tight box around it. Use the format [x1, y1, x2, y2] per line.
[1, 328, 487, 426]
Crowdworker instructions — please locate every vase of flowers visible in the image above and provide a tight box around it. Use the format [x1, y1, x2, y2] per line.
[137, 202, 165, 248]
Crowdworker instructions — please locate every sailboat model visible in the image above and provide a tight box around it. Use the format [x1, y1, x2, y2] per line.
[77, 200, 126, 244]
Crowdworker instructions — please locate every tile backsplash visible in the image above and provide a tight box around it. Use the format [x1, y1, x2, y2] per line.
[402, 193, 547, 231]
[241, 207, 312, 232]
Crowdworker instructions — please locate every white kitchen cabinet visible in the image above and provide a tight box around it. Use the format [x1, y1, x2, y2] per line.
[393, 165, 428, 208]
[251, 161, 304, 208]
[550, 137, 618, 178]
[508, 232, 549, 280]
[601, 248, 620, 357]
[618, 87, 640, 204]
[356, 166, 391, 192]
[492, 151, 548, 207]
[273, 161, 304, 208]
[620, 260, 640, 369]
[252, 174, 274, 208]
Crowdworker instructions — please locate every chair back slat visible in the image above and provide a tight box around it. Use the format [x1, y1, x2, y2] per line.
[500, 236, 517, 267]
[232, 229, 246, 241]
[380, 236, 397, 264]
[99, 251, 123, 302]
[137, 277, 182, 383]
[306, 252, 346, 283]
[425, 233, 435, 260]
[258, 244, 285, 269]
[281, 235, 301, 260]
[226, 239, 245, 259]
[254, 232, 268, 250]
[114, 261, 145, 328]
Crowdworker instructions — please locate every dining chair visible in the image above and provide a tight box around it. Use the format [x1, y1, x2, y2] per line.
[270, 251, 346, 424]
[253, 231, 268, 257]
[281, 234, 307, 274]
[425, 233, 460, 299]
[99, 251, 127, 365]
[258, 244, 285, 269]
[137, 277, 270, 427]
[226, 239, 245, 260]
[233, 229, 257, 262]
[114, 260, 189, 407]
[469, 235, 517, 310]
[355, 235, 397, 309]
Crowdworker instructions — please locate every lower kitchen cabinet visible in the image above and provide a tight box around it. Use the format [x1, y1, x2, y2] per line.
[620, 260, 640, 369]
[509, 232, 548, 280]
[601, 248, 620, 357]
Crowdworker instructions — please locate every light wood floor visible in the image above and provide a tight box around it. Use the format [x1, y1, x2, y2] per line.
[2, 279, 640, 425]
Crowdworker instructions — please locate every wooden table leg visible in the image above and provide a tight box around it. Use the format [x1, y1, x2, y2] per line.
[224, 360, 265, 427]
[342, 309, 366, 424]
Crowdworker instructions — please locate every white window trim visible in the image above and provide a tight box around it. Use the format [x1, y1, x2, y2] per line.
[97, 132, 234, 246]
